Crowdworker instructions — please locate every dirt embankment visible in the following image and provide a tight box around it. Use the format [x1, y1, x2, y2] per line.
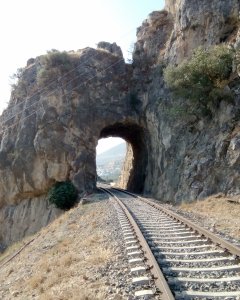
[0, 193, 129, 300]
[172, 194, 240, 244]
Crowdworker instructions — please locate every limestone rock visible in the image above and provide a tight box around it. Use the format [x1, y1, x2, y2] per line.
[97, 41, 123, 58]
[131, 0, 240, 202]
[118, 143, 133, 189]
[135, 0, 240, 64]
[133, 10, 173, 66]
[0, 196, 61, 248]
[164, 0, 240, 63]
[0, 45, 134, 208]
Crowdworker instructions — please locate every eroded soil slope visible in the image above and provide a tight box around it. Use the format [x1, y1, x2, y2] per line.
[0, 194, 130, 300]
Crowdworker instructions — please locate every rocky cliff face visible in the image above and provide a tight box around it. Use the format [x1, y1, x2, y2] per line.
[0, 196, 61, 248]
[132, 0, 240, 201]
[1, 0, 240, 247]
[134, 0, 240, 65]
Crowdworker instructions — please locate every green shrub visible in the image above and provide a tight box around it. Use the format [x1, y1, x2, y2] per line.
[44, 49, 72, 70]
[164, 45, 234, 110]
[48, 181, 78, 210]
[37, 49, 73, 86]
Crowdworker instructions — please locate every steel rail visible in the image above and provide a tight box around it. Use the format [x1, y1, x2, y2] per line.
[112, 187, 240, 257]
[100, 187, 175, 300]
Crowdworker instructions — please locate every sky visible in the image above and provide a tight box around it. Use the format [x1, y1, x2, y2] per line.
[0, 0, 165, 153]
[96, 137, 124, 155]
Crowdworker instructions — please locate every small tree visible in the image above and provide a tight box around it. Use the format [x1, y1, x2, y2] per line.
[164, 45, 234, 111]
[48, 181, 78, 210]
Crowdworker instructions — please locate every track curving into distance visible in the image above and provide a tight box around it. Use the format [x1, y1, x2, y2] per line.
[101, 186, 240, 300]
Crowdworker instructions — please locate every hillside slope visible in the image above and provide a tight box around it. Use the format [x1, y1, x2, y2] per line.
[97, 143, 126, 181]
[0, 194, 131, 300]
[1, 192, 240, 299]
[97, 143, 126, 165]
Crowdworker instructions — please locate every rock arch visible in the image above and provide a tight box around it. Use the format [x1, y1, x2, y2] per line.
[0, 44, 145, 207]
[0, 43, 148, 246]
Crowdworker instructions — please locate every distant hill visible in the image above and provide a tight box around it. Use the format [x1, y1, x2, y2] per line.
[97, 143, 126, 181]
[97, 143, 126, 165]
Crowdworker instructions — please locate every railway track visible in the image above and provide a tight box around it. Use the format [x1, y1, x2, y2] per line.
[100, 186, 240, 299]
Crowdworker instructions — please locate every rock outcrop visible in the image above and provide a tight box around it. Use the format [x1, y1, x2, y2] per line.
[134, 0, 240, 65]
[0, 46, 137, 208]
[118, 143, 133, 189]
[1, 0, 240, 247]
[0, 45, 147, 247]
[131, 0, 240, 201]
[0, 196, 61, 247]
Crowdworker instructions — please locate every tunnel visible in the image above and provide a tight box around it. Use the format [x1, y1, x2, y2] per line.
[98, 122, 148, 193]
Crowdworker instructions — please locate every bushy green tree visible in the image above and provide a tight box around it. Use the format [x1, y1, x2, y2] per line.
[48, 181, 78, 210]
[164, 45, 234, 110]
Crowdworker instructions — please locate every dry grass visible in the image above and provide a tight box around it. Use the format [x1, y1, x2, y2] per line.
[0, 234, 35, 265]
[23, 228, 111, 295]
[86, 247, 112, 264]
[179, 193, 240, 239]
[0, 199, 114, 299]
[0, 241, 23, 264]
[39, 287, 106, 300]
[28, 274, 46, 289]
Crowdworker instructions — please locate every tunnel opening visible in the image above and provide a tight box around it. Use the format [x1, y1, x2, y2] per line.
[98, 123, 148, 193]
[96, 137, 127, 184]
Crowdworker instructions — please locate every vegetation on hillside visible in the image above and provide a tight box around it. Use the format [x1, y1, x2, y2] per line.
[164, 45, 235, 116]
[37, 49, 77, 86]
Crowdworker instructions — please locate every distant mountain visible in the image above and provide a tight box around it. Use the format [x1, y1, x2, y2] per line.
[97, 143, 126, 164]
[97, 143, 126, 181]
